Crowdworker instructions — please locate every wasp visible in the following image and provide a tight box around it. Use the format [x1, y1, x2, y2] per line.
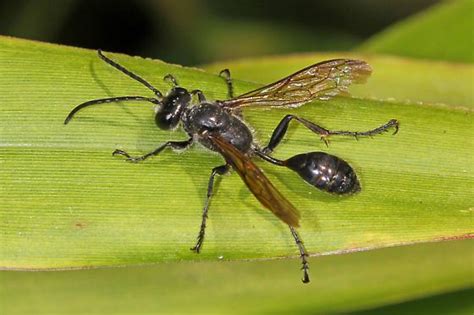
[65, 50, 399, 283]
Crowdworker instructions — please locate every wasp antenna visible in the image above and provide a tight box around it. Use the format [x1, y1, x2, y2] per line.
[97, 50, 163, 98]
[64, 96, 160, 124]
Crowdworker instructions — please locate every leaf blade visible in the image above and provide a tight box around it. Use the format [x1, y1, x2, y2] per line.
[0, 36, 472, 270]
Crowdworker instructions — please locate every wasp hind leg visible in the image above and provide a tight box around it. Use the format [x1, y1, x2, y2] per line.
[191, 164, 230, 253]
[289, 226, 310, 283]
[263, 115, 399, 153]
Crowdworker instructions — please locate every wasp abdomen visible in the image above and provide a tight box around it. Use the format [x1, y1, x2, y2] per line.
[284, 152, 360, 194]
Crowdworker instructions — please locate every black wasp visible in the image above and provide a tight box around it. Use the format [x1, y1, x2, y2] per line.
[65, 50, 399, 283]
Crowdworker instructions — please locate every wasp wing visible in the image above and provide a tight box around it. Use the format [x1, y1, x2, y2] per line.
[221, 59, 371, 109]
[207, 134, 300, 227]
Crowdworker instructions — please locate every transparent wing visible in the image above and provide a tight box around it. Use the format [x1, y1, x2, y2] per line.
[207, 134, 300, 227]
[221, 59, 371, 108]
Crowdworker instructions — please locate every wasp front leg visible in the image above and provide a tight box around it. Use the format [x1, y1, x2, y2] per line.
[113, 139, 192, 163]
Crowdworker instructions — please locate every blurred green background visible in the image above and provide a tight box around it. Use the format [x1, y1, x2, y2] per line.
[0, 0, 439, 65]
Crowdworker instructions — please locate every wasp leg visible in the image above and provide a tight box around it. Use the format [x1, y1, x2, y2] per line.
[191, 164, 230, 253]
[219, 69, 234, 99]
[163, 74, 179, 87]
[113, 138, 192, 163]
[263, 115, 399, 153]
[191, 89, 206, 102]
[289, 226, 310, 283]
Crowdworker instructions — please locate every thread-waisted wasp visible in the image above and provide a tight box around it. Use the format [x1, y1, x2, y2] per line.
[65, 50, 399, 283]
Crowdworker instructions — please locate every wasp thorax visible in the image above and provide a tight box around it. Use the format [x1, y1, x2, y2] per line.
[182, 103, 253, 153]
[284, 152, 360, 194]
[155, 87, 191, 130]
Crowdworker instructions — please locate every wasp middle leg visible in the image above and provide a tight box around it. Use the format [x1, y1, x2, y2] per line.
[191, 164, 230, 253]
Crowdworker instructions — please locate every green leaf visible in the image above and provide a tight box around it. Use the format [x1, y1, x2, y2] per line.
[358, 0, 474, 63]
[203, 53, 474, 108]
[0, 239, 472, 314]
[0, 36, 472, 272]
